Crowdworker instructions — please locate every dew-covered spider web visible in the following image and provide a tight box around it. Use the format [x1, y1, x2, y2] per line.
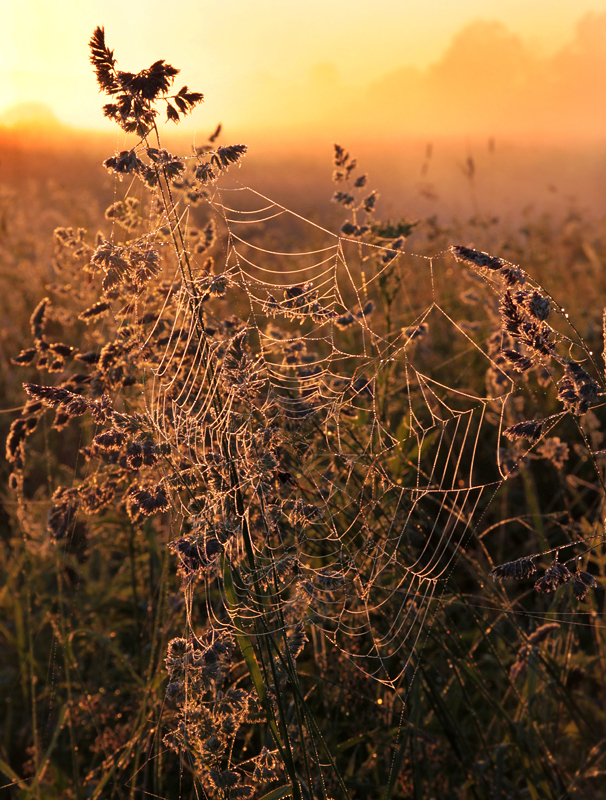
[113, 164, 580, 692]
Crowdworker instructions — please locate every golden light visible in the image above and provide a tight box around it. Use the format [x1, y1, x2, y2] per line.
[2, 0, 606, 141]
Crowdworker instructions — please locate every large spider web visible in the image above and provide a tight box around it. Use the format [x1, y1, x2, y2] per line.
[118, 167, 575, 690]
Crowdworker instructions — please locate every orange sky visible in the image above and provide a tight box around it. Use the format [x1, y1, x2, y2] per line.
[3, 1, 606, 141]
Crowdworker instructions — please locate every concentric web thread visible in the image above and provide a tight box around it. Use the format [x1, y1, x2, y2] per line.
[114, 171, 560, 691]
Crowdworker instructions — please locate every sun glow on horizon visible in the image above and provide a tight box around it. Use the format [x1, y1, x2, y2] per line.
[4, 0, 606, 141]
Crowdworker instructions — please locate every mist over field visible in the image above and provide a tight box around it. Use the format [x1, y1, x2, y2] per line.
[2, 128, 606, 243]
[225, 13, 606, 141]
[3, 12, 606, 227]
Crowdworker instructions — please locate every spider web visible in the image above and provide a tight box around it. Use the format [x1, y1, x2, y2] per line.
[122, 172, 564, 690]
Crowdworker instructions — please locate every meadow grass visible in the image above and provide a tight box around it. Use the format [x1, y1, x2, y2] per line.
[2, 27, 606, 800]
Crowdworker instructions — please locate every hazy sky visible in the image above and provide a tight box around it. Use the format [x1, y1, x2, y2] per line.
[3, 0, 606, 136]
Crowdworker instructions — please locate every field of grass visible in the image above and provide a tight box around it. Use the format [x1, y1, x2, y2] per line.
[2, 28, 606, 800]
